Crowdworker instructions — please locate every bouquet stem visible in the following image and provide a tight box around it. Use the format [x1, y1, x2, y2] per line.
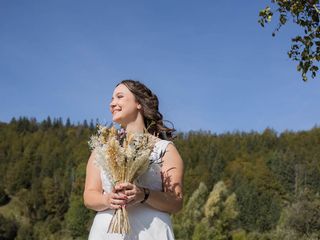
[108, 207, 130, 234]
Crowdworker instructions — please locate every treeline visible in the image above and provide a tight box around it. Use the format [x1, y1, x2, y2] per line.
[0, 117, 319, 239]
[173, 128, 320, 240]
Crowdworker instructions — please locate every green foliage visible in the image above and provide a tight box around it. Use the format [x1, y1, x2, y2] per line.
[0, 118, 94, 239]
[199, 181, 239, 240]
[0, 214, 18, 240]
[226, 156, 282, 232]
[15, 224, 34, 240]
[65, 195, 92, 238]
[175, 182, 208, 239]
[231, 229, 247, 240]
[42, 177, 68, 216]
[236, 183, 281, 232]
[246, 231, 272, 240]
[276, 189, 320, 238]
[48, 217, 62, 233]
[192, 219, 215, 240]
[259, 1, 320, 81]
[0, 187, 10, 206]
[0, 118, 320, 239]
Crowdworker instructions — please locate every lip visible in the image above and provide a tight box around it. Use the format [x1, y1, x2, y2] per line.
[112, 109, 121, 115]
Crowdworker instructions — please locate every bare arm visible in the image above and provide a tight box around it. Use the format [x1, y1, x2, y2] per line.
[117, 143, 184, 213]
[146, 143, 184, 213]
[83, 151, 127, 211]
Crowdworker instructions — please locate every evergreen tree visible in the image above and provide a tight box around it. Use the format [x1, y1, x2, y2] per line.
[175, 182, 208, 239]
[65, 195, 92, 238]
[276, 189, 320, 238]
[193, 181, 239, 240]
[66, 117, 71, 128]
[0, 118, 319, 239]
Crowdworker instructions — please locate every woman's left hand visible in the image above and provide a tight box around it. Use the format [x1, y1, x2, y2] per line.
[114, 182, 144, 205]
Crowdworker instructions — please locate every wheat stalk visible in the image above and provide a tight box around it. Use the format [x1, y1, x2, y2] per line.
[89, 125, 156, 234]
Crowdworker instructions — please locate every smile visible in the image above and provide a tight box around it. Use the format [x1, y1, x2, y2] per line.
[112, 109, 121, 114]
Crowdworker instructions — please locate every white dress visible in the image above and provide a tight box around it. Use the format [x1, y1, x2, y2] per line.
[88, 140, 175, 240]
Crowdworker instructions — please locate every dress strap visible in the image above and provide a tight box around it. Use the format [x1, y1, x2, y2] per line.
[156, 140, 173, 155]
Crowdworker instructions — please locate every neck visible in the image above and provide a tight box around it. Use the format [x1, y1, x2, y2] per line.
[123, 113, 146, 134]
[125, 123, 145, 134]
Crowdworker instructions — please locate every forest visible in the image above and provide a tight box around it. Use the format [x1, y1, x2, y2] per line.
[0, 117, 319, 240]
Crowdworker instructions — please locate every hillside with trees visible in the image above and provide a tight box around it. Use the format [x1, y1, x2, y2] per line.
[0, 117, 319, 239]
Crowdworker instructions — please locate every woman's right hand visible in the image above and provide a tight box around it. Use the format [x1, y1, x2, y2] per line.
[108, 189, 128, 209]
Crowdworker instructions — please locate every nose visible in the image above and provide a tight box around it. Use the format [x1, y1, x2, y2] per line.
[109, 99, 116, 112]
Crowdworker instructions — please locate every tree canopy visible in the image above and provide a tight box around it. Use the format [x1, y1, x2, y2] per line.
[259, 0, 320, 81]
[0, 118, 319, 239]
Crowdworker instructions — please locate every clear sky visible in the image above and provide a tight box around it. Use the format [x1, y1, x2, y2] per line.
[1, 1, 319, 134]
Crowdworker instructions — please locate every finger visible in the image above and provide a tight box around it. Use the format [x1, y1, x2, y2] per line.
[110, 203, 123, 209]
[119, 182, 133, 190]
[114, 184, 123, 191]
[126, 195, 135, 203]
[112, 185, 123, 193]
[112, 192, 127, 200]
[113, 188, 126, 196]
[110, 198, 127, 206]
[112, 199, 127, 205]
[124, 189, 136, 196]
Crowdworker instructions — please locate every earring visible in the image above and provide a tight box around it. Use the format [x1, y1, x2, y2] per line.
[137, 105, 141, 109]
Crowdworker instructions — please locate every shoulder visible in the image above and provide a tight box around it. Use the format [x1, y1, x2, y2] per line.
[155, 139, 181, 162]
[162, 142, 179, 157]
[161, 140, 184, 172]
[154, 138, 175, 153]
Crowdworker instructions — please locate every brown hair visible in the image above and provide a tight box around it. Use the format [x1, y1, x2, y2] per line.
[117, 79, 175, 140]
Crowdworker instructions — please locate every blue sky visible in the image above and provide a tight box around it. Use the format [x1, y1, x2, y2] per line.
[1, 1, 319, 134]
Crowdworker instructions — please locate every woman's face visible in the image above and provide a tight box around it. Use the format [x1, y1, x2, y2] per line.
[109, 84, 140, 126]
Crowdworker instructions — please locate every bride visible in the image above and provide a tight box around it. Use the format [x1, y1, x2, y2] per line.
[83, 80, 184, 239]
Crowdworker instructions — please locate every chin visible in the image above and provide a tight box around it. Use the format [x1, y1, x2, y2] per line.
[112, 116, 122, 125]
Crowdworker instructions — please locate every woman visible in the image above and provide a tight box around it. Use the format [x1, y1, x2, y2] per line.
[84, 80, 184, 239]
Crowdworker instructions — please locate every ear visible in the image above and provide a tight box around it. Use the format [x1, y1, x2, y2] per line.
[137, 104, 141, 110]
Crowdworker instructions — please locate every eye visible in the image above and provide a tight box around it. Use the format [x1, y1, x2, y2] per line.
[117, 95, 123, 99]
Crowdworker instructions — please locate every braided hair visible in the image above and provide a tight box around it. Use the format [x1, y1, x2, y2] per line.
[117, 80, 175, 140]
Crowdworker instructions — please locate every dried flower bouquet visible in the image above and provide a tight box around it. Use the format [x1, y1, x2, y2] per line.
[88, 125, 156, 234]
